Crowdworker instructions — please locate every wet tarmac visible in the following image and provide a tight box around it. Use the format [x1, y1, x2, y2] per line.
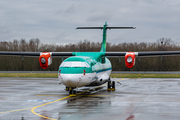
[1, 77, 180, 120]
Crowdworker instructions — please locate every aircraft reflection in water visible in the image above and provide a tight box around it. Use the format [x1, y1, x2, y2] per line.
[39, 98, 134, 120]
[1, 22, 180, 96]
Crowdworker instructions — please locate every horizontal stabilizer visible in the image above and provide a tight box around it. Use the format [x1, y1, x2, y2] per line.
[106, 27, 136, 29]
[76, 27, 103, 29]
[76, 27, 136, 30]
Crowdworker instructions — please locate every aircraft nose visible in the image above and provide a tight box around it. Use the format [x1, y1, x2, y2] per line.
[60, 74, 82, 87]
[59, 73, 91, 88]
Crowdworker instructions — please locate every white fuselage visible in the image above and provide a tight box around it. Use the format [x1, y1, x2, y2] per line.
[58, 56, 112, 88]
[58, 69, 111, 87]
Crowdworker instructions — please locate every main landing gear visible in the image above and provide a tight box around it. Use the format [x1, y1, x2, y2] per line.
[107, 80, 115, 91]
[66, 86, 76, 96]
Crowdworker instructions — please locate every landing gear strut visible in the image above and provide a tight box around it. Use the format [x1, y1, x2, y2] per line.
[107, 80, 115, 91]
[66, 86, 69, 91]
[69, 87, 76, 96]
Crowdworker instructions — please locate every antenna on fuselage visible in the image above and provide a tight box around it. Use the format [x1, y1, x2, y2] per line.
[76, 22, 136, 52]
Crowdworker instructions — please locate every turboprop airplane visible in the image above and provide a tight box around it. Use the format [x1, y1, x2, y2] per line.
[1, 22, 180, 96]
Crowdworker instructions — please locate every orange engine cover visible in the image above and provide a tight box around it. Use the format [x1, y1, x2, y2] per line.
[39, 52, 52, 69]
[125, 52, 136, 68]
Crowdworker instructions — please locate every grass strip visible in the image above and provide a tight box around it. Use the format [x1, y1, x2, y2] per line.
[110, 73, 180, 78]
[0, 73, 180, 78]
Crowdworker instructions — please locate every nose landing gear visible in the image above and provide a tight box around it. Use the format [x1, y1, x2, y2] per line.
[107, 81, 115, 91]
[68, 87, 76, 96]
[65, 86, 77, 96]
[66, 86, 69, 91]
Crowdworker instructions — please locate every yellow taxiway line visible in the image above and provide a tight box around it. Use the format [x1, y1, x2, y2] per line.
[31, 96, 70, 120]
[31, 82, 113, 120]
[0, 107, 33, 114]
[0, 78, 125, 120]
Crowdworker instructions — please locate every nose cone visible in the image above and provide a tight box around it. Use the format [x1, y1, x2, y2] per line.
[59, 74, 91, 87]
[61, 74, 80, 87]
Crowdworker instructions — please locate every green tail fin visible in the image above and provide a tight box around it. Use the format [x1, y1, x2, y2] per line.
[100, 22, 108, 52]
[76, 22, 135, 53]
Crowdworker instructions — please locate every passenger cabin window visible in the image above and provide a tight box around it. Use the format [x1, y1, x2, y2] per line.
[60, 62, 90, 68]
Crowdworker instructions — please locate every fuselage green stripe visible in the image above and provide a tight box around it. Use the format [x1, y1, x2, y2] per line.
[96, 68, 112, 73]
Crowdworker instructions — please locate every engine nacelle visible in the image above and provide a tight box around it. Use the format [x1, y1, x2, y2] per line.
[39, 52, 52, 69]
[125, 52, 135, 68]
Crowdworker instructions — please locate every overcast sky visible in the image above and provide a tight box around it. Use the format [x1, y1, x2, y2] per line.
[0, 0, 180, 44]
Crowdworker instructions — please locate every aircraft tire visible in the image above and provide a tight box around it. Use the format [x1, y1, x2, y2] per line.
[69, 90, 72, 95]
[112, 81, 115, 90]
[108, 81, 111, 89]
[73, 90, 76, 94]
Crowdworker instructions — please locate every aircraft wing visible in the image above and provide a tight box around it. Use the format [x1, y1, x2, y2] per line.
[105, 51, 180, 68]
[137, 51, 180, 56]
[0, 51, 74, 69]
[0, 52, 73, 57]
[105, 51, 180, 57]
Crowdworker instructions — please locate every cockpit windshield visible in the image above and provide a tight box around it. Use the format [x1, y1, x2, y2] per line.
[60, 62, 90, 68]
